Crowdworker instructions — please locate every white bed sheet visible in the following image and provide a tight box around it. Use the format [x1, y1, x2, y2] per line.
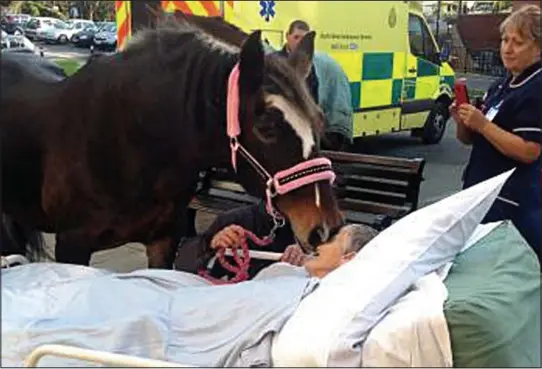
[1, 222, 503, 368]
[360, 221, 503, 368]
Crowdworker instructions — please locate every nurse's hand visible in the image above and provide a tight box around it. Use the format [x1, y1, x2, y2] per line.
[458, 104, 489, 133]
[449, 101, 463, 124]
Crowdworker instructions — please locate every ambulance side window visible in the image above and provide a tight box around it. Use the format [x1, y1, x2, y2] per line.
[408, 14, 438, 63]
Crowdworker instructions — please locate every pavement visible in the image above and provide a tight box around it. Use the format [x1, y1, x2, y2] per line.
[38, 42, 91, 62]
[36, 44, 477, 273]
[457, 72, 499, 92]
[352, 121, 471, 207]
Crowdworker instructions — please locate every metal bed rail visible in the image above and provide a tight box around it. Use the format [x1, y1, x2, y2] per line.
[24, 344, 192, 367]
[1, 254, 30, 268]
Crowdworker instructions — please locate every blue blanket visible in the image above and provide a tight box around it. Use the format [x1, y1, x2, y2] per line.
[1, 263, 317, 367]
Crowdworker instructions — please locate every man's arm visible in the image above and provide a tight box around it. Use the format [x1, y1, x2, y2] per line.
[174, 204, 265, 273]
[313, 53, 353, 149]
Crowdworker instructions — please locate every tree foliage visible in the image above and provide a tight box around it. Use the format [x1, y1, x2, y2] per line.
[1, 0, 115, 21]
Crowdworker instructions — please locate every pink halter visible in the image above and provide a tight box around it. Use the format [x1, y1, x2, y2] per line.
[226, 63, 336, 226]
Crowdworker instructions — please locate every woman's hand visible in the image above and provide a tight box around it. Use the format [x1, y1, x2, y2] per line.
[458, 104, 490, 133]
[449, 101, 463, 124]
[281, 244, 307, 266]
[210, 225, 245, 250]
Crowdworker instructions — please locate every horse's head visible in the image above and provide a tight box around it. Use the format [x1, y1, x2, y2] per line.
[229, 30, 344, 251]
[123, 14, 343, 251]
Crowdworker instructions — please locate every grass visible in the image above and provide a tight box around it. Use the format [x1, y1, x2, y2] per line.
[53, 59, 81, 76]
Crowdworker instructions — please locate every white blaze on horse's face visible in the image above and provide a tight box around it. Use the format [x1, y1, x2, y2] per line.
[265, 94, 315, 159]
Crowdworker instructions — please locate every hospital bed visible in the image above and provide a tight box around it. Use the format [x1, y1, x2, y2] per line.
[2, 221, 540, 367]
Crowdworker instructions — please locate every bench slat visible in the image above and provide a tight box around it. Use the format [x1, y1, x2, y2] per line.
[333, 163, 419, 182]
[339, 186, 408, 207]
[191, 151, 425, 231]
[323, 150, 424, 171]
[338, 198, 409, 217]
[337, 176, 410, 200]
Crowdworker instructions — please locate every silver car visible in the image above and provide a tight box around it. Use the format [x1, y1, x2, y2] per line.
[24, 17, 62, 41]
[1, 30, 41, 55]
[93, 23, 117, 51]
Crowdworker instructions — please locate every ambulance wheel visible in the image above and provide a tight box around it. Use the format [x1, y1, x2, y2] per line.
[418, 102, 449, 145]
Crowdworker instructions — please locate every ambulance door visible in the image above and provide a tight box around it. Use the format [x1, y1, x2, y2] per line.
[401, 13, 440, 130]
[260, 30, 283, 50]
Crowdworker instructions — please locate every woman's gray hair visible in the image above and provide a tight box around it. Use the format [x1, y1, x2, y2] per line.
[499, 5, 541, 45]
[342, 224, 379, 254]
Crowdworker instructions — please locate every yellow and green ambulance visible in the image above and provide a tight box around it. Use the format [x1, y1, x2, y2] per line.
[118, 0, 456, 144]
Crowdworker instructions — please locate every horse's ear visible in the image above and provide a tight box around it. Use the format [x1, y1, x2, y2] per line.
[239, 30, 264, 94]
[288, 31, 316, 79]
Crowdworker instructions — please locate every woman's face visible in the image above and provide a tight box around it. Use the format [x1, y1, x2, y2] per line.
[304, 228, 355, 278]
[500, 26, 541, 75]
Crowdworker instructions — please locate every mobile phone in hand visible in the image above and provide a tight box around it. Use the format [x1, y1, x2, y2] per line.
[454, 79, 470, 106]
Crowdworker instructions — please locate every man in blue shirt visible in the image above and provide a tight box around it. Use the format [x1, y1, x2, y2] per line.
[271, 20, 352, 151]
[272, 20, 319, 103]
[451, 5, 541, 260]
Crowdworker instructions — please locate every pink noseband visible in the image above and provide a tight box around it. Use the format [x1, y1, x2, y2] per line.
[226, 63, 336, 227]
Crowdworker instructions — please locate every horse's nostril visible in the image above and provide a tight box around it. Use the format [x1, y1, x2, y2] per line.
[308, 226, 325, 247]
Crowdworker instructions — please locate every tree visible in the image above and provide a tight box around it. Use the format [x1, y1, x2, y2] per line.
[76, 1, 114, 20]
[2, 0, 115, 21]
[494, 1, 512, 13]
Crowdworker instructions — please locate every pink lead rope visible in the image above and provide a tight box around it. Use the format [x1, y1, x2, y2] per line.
[198, 63, 336, 285]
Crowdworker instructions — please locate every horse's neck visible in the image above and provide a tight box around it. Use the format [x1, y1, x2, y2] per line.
[174, 55, 237, 171]
[95, 48, 236, 173]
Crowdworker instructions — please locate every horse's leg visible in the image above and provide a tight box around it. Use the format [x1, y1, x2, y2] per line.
[55, 231, 93, 265]
[145, 205, 193, 269]
[146, 237, 176, 269]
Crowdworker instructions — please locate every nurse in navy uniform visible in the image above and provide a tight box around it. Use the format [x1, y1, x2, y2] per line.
[450, 5, 541, 261]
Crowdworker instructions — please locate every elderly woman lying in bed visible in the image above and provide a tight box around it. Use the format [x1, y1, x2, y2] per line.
[252, 223, 379, 280]
[1, 219, 378, 368]
[175, 202, 379, 280]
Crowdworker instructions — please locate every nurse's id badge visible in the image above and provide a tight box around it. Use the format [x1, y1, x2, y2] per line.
[485, 101, 502, 121]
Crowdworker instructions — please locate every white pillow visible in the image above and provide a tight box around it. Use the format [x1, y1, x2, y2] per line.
[272, 169, 514, 367]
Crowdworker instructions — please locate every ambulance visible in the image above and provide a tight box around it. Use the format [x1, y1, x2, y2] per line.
[117, 1, 456, 144]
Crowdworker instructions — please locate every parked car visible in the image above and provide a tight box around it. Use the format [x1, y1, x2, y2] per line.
[71, 23, 100, 47]
[66, 19, 95, 31]
[10, 14, 32, 25]
[93, 23, 117, 51]
[42, 21, 80, 44]
[1, 15, 25, 35]
[24, 17, 62, 41]
[1, 30, 41, 55]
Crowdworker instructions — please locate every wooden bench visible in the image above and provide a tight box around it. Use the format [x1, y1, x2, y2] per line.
[187, 150, 425, 233]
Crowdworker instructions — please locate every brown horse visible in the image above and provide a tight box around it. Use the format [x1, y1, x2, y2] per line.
[1, 14, 344, 268]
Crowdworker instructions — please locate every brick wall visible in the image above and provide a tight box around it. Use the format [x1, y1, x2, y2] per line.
[457, 14, 507, 51]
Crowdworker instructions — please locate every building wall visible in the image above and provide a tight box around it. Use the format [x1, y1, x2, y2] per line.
[457, 13, 507, 51]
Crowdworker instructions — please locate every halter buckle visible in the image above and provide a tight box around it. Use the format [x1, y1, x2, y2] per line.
[230, 137, 240, 172]
[266, 178, 278, 198]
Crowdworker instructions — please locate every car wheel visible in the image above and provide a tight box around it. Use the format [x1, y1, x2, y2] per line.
[58, 34, 68, 44]
[71, 35, 79, 43]
[414, 101, 450, 145]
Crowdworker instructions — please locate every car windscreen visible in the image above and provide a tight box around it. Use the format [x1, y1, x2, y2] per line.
[26, 19, 40, 29]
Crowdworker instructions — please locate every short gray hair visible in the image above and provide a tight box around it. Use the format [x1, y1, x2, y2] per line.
[499, 5, 541, 45]
[342, 224, 379, 254]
